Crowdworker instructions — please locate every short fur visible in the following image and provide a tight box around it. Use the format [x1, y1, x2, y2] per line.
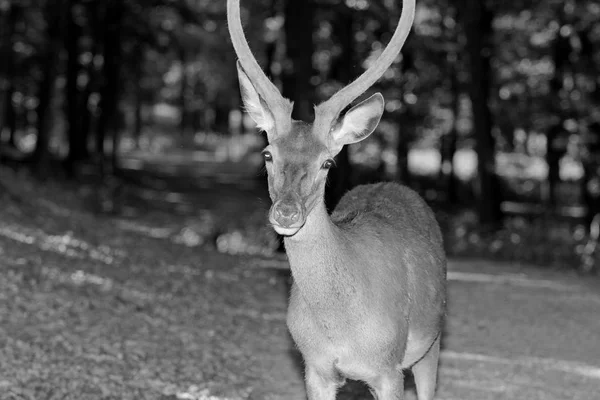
[285, 183, 446, 398]
[227, 0, 446, 398]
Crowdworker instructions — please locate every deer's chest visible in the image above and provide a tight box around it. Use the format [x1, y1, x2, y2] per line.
[286, 282, 402, 380]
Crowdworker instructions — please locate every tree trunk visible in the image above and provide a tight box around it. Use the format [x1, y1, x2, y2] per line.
[179, 47, 193, 140]
[265, 0, 279, 85]
[325, 4, 353, 211]
[213, 95, 230, 134]
[395, 52, 414, 187]
[546, 124, 563, 207]
[440, 13, 460, 205]
[0, 3, 18, 147]
[575, 23, 600, 229]
[31, 0, 65, 174]
[580, 137, 600, 229]
[3, 88, 16, 147]
[64, 0, 85, 176]
[546, 6, 571, 208]
[464, 0, 502, 228]
[96, 0, 124, 178]
[395, 0, 415, 186]
[134, 56, 144, 148]
[78, 0, 101, 160]
[440, 68, 459, 204]
[282, 0, 315, 121]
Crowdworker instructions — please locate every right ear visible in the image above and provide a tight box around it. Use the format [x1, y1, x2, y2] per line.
[330, 93, 384, 148]
[237, 61, 275, 133]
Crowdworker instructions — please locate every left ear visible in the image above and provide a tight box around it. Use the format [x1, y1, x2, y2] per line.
[331, 93, 384, 147]
[237, 61, 275, 133]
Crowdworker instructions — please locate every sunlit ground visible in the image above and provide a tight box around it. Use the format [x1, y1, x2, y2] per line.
[1, 185, 599, 399]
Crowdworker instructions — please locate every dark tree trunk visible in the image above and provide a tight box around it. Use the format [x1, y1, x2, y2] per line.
[546, 124, 563, 207]
[213, 96, 230, 134]
[64, 0, 86, 176]
[282, 0, 315, 121]
[395, 1, 415, 187]
[179, 47, 193, 140]
[78, 0, 101, 159]
[325, 4, 354, 211]
[396, 130, 411, 185]
[546, 6, 571, 208]
[4, 89, 16, 147]
[96, 0, 124, 177]
[576, 23, 600, 229]
[440, 67, 459, 204]
[133, 51, 144, 148]
[265, 0, 279, 84]
[580, 139, 600, 229]
[396, 103, 414, 187]
[464, 0, 502, 228]
[0, 3, 18, 147]
[521, 92, 532, 155]
[440, 6, 461, 205]
[260, 0, 280, 142]
[32, 0, 65, 174]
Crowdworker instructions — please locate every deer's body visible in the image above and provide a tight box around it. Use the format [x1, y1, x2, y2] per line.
[286, 183, 445, 394]
[227, 0, 446, 397]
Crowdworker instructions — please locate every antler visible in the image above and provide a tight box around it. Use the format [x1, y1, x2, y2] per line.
[315, 0, 415, 126]
[227, 0, 293, 131]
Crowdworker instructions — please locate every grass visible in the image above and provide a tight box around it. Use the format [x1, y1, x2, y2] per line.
[1, 164, 598, 400]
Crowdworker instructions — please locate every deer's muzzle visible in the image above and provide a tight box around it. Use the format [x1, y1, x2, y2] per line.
[269, 199, 306, 235]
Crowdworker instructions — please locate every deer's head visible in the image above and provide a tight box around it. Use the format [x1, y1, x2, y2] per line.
[227, 0, 415, 236]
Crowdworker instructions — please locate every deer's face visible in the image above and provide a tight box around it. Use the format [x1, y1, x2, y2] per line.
[228, 0, 413, 236]
[237, 62, 385, 236]
[262, 122, 334, 236]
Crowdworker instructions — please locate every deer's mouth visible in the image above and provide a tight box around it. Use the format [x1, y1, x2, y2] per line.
[269, 200, 306, 236]
[271, 223, 304, 236]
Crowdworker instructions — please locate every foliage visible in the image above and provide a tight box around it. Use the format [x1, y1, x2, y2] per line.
[0, 0, 599, 252]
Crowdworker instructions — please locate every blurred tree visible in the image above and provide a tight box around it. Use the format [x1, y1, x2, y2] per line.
[0, 1, 18, 148]
[132, 44, 145, 146]
[31, 0, 66, 175]
[325, 0, 354, 210]
[546, 1, 573, 207]
[178, 45, 191, 139]
[394, 0, 417, 187]
[395, 42, 415, 186]
[77, 0, 102, 165]
[264, 0, 280, 91]
[439, 1, 462, 205]
[572, 1, 600, 228]
[463, 0, 503, 228]
[64, 0, 86, 176]
[282, 0, 315, 121]
[95, 0, 125, 177]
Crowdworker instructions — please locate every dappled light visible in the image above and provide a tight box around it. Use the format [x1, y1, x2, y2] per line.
[1, 0, 600, 398]
[0, 225, 124, 265]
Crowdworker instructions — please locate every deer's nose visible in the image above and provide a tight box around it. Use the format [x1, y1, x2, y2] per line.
[272, 201, 303, 227]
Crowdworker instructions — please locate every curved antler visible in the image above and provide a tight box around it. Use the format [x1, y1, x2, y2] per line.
[315, 0, 415, 125]
[227, 0, 292, 129]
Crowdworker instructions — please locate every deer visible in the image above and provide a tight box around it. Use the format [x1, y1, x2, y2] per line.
[227, 0, 446, 398]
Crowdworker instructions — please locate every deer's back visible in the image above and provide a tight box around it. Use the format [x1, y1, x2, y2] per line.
[332, 182, 443, 253]
[331, 182, 446, 341]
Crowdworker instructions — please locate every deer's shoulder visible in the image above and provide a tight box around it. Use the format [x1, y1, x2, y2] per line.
[331, 182, 438, 236]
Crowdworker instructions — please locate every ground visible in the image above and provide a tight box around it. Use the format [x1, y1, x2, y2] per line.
[0, 165, 599, 400]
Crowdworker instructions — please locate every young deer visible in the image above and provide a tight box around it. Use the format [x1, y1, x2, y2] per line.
[227, 0, 446, 398]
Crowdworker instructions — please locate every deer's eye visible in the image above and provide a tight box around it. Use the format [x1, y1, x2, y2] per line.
[262, 151, 273, 162]
[321, 159, 334, 169]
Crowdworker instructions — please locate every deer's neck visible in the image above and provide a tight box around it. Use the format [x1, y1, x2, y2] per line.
[283, 201, 356, 308]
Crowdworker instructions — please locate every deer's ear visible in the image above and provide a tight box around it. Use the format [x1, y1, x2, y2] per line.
[331, 93, 384, 146]
[237, 61, 275, 133]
